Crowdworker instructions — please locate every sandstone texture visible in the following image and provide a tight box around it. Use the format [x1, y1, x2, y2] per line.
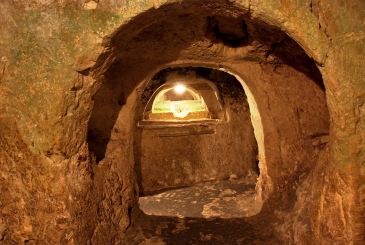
[0, 0, 364, 244]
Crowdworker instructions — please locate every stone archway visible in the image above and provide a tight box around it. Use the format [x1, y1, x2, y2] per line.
[87, 1, 330, 242]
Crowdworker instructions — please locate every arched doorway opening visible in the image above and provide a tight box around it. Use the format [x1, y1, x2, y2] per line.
[135, 67, 261, 218]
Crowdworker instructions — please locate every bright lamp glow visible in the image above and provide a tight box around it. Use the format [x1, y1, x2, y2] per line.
[174, 84, 186, 94]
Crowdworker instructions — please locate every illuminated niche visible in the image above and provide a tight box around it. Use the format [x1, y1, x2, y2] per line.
[139, 79, 225, 126]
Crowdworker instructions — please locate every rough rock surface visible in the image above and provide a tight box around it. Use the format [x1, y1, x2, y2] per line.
[0, 0, 364, 244]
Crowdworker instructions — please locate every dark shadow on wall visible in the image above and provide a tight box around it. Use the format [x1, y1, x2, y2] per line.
[87, 61, 126, 162]
[269, 35, 324, 90]
[207, 17, 324, 90]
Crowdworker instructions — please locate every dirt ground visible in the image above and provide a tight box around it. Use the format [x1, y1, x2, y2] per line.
[130, 177, 281, 244]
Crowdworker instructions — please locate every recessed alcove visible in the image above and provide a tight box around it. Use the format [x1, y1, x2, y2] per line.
[138, 74, 225, 126]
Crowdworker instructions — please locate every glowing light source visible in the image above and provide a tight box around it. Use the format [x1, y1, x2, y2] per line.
[174, 84, 186, 94]
[148, 84, 211, 120]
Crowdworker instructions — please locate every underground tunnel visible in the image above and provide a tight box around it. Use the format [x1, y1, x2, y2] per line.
[86, 1, 330, 243]
[1, 0, 363, 244]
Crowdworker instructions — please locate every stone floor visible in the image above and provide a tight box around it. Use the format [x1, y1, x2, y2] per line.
[139, 178, 261, 218]
[129, 178, 282, 244]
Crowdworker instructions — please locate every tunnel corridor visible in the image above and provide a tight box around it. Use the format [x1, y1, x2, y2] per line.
[87, 1, 329, 243]
[4, 0, 364, 244]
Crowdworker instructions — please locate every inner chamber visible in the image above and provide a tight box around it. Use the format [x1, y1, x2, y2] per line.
[134, 67, 260, 218]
